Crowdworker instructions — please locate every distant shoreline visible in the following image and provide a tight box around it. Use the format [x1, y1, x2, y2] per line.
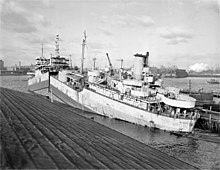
[0, 73, 28, 76]
[1, 74, 220, 78]
[188, 74, 220, 78]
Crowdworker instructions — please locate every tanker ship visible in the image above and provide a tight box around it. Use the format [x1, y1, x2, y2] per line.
[28, 34, 199, 133]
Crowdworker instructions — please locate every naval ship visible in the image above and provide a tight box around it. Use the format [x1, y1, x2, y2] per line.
[28, 34, 199, 133]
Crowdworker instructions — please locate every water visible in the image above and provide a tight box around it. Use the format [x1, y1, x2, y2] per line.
[163, 77, 220, 93]
[0, 75, 29, 93]
[1, 75, 220, 169]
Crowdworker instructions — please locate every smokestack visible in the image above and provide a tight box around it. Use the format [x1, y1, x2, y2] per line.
[133, 52, 149, 80]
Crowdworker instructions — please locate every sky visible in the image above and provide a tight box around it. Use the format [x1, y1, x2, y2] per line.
[0, 0, 219, 70]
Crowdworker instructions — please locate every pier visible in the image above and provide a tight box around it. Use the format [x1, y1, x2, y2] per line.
[0, 87, 198, 169]
[196, 108, 220, 133]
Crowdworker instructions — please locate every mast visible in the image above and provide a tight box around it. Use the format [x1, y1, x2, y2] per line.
[69, 54, 72, 68]
[55, 34, 60, 58]
[42, 42, 44, 58]
[93, 58, 96, 70]
[117, 59, 124, 69]
[81, 31, 87, 74]
[50, 54, 53, 66]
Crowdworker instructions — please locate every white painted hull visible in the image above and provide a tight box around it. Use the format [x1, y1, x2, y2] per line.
[50, 77, 196, 132]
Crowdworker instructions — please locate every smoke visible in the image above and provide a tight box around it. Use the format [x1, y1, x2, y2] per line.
[189, 63, 209, 72]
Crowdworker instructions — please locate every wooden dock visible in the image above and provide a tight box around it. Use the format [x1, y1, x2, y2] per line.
[0, 87, 198, 169]
[196, 108, 220, 133]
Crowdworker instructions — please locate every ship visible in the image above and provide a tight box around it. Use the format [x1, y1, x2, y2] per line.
[175, 69, 188, 78]
[28, 33, 199, 133]
[207, 78, 220, 84]
[164, 69, 188, 78]
[26, 71, 35, 77]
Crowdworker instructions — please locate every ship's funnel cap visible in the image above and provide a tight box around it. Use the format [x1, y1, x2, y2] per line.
[133, 52, 149, 80]
[134, 52, 149, 67]
[134, 52, 149, 58]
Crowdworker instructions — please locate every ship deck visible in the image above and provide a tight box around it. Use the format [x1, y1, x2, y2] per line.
[0, 87, 198, 169]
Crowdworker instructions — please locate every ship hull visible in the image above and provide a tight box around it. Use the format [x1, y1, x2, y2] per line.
[207, 81, 220, 84]
[28, 75, 196, 133]
[80, 89, 196, 132]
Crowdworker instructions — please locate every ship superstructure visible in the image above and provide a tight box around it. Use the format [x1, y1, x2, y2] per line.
[35, 42, 49, 71]
[34, 35, 70, 74]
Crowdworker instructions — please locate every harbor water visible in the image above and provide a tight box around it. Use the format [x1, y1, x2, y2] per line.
[1, 75, 220, 169]
[163, 77, 220, 93]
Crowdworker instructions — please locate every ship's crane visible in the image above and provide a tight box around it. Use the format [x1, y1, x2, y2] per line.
[106, 53, 113, 70]
[106, 53, 114, 75]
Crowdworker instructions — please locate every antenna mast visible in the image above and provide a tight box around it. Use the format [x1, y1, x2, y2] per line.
[93, 58, 96, 70]
[55, 34, 60, 58]
[42, 42, 44, 58]
[81, 31, 87, 74]
[69, 54, 72, 68]
[117, 59, 124, 69]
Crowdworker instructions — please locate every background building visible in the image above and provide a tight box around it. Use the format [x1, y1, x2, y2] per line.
[0, 60, 5, 70]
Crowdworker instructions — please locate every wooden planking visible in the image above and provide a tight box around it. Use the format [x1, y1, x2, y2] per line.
[0, 87, 199, 169]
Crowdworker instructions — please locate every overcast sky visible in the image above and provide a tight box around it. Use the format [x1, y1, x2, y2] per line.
[1, 0, 219, 70]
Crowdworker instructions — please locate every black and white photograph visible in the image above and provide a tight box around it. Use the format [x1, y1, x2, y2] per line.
[1, 0, 220, 169]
